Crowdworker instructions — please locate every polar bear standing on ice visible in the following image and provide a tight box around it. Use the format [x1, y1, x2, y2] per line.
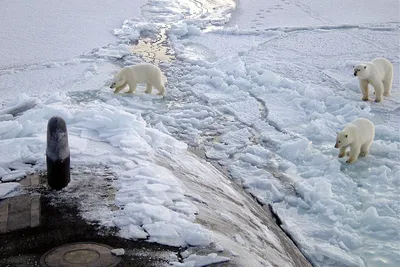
[110, 63, 165, 96]
[353, 58, 393, 102]
[334, 118, 375, 164]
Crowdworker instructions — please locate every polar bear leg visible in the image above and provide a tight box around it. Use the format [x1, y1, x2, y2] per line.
[360, 140, 372, 157]
[347, 144, 360, 164]
[156, 85, 165, 96]
[371, 81, 383, 102]
[338, 146, 347, 158]
[153, 82, 165, 96]
[144, 83, 153, 94]
[114, 82, 127, 94]
[383, 68, 393, 96]
[126, 81, 137, 94]
[359, 80, 369, 101]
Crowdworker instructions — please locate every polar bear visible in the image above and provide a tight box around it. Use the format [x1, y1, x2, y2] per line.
[110, 63, 165, 96]
[334, 118, 375, 164]
[353, 58, 393, 102]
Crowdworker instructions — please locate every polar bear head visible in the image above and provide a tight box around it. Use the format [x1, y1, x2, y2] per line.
[353, 64, 368, 79]
[335, 130, 354, 148]
[110, 69, 127, 89]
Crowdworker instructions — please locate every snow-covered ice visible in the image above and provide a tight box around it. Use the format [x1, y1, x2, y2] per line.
[170, 252, 230, 267]
[1, 0, 399, 266]
[110, 248, 125, 256]
[0, 182, 21, 199]
[0, 0, 147, 69]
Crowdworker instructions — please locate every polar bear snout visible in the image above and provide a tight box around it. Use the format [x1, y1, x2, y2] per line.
[334, 142, 340, 148]
[110, 82, 116, 88]
[353, 68, 361, 77]
[353, 65, 369, 78]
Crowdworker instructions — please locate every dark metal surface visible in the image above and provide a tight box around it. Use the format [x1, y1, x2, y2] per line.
[40, 242, 121, 267]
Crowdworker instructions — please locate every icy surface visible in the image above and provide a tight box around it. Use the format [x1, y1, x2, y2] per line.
[110, 248, 125, 256]
[0, 182, 21, 199]
[170, 253, 230, 267]
[1, 0, 399, 266]
[0, 0, 147, 69]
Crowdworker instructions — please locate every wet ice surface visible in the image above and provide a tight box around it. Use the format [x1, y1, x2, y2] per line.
[0, 0, 400, 266]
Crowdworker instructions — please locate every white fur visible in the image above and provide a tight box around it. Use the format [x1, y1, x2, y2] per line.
[110, 63, 165, 96]
[353, 58, 393, 102]
[334, 118, 375, 164]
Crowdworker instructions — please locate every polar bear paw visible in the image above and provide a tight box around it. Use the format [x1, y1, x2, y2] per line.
[346, 158, 356, 164]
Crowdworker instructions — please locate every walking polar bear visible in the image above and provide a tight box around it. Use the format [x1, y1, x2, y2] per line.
[110, 63, 165, 96]
[353, 58, 393, 102]
[335, 118, 375, 164]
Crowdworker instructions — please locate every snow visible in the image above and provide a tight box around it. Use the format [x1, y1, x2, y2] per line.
[228, 0, 399, 29]
[1, 0, 399, 266]
[110, 248, 125, 256]
[0, 182, 21, 199]
[1, 171, 27, 182]
[178, 253, 230, 267]
[0, 0, 148, 69]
